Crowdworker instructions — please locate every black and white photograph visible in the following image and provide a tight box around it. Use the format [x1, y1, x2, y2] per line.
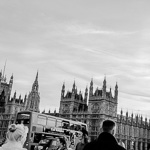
[0, 1, 150, 150]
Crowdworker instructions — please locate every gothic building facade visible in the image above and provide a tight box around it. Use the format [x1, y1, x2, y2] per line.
[0, 71, 40, 139]
[59, 78, 150, 150]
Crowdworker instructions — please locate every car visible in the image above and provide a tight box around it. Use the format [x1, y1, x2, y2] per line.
[36, 137, 58, 150]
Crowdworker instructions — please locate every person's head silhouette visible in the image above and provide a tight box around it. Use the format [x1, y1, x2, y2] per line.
[101, 120, 116, 136]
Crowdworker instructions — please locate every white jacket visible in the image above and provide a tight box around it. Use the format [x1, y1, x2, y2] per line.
[0, 141, 27, 150]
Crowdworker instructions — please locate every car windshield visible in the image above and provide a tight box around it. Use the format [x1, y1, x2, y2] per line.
[37, 138, 57, 150]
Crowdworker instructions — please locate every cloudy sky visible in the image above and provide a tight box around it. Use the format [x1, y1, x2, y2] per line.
[0, 0, 150, 118]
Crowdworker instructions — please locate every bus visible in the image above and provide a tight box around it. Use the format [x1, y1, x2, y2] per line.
[15, 111, 88, 150]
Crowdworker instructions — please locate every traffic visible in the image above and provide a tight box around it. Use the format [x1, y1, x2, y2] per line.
[15, 111, 88, 150]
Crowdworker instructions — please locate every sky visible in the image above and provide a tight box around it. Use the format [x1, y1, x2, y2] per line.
[0, 0, 150, 118]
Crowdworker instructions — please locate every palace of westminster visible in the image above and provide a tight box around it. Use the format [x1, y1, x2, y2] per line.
[0, 71, 40, 139]
[0, 68, 150, 150]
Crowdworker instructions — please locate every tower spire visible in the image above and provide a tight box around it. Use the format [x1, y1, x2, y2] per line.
[61, 82, 65, 98]
[114, 82, 118, 101]
[89, 78, 93, 97]
[103, 76, 106, 89]
[84, 86, 88, 103]
[35, 71, 38, 81]
[9, 74, 13, 84]
[32, 71, 39, 92]
[72, 80, 76, 93]
[2, 59, 7, 81]
[102, 76, 106, 97]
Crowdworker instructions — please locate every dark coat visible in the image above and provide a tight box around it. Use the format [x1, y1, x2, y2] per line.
[83, 132, 126, 150]
[75, 142, 86, 150]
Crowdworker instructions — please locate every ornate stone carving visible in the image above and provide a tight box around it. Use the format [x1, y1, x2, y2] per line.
[62, 104, 70, 113]
[91, 103, 100, 113]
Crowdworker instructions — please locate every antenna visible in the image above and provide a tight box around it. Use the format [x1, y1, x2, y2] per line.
[2, 59, 7, 79]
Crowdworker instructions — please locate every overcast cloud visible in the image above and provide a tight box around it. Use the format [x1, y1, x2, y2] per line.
[0, 0, 150, 118]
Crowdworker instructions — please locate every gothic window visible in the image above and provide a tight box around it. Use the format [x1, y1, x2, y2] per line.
[15, 107, 18, 114]
[30, 100, 34, 109]
[123, 126, 125, 135]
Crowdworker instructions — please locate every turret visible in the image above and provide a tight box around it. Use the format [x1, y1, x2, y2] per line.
[136, 114, 139, 125]
[141, 115, 143, 125]
[109, 87, 112, 99]
[71, 81, 76, 99]
[102, 77, 106, 97]
[48, 109, 51, 114]
[61, 82, 65, 98]
[89, 78, 93, 97]
[114, 82, 118, 101]
[120, 109, 123, 121]
[131, 113, 133, 125]
[79, 90, 82, 100]
[126, 111, 129, 123]
[131, 113, 133, 118]
[54, 109, 56, 114]
[121, 109, 123, 116]
[4, 75, 7, 82]
[145, 118, 147, 127]
[24, 94, 27, 105]
[126, 111, 128, 122]
[72, 80, 76, 94]
[75, 87, 77, 94]
[95, 87, 98, 96]
[84, 86, 88, 104]
[13, 91, 16, 99]
[8, 74, 13, 93]
[19, 94, 21, 100]
[9, 74, 13, 85]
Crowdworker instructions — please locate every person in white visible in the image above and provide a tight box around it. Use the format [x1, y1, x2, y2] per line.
[0, 123, 28, 150]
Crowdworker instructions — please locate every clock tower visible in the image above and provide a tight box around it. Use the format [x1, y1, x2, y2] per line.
[88, 77, 118, 140]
